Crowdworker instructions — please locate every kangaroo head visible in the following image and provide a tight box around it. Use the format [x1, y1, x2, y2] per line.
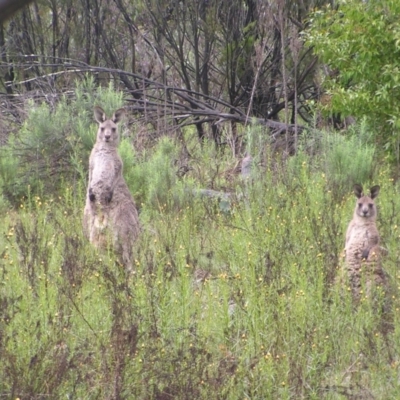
[94, 106, 126, 145]
[353, 184, 380, 219]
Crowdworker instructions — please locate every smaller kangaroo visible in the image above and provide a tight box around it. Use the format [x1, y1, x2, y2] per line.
[83, 106, 140, 270]
[345, 184, 386, 303]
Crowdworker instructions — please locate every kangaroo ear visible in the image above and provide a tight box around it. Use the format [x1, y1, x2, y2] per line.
[353, 184, 363, 199]
[94, 106, 106, 123]
[112, 108, 126, 124]
[370, 185, 380, 199]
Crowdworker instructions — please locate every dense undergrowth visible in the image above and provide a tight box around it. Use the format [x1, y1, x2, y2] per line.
[1, 84, 400, 399]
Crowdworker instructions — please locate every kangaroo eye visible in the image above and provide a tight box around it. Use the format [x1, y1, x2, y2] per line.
[358, 203, 362, 208]
[112, 128, 116, 133]
[101, 127, 105, 132]
[369, 203, 373, 208]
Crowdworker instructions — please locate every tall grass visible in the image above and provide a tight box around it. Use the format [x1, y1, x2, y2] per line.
[1, 90, 400, 398]
[1, 126, 400, 399]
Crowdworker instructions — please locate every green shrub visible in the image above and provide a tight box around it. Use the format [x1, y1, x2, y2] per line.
[129, 136, 180, 209]
[0, 78, 125, 205]
[322, 132, 375, 187]
[305, 0, 400, 160]
[294, 124, 377, 199]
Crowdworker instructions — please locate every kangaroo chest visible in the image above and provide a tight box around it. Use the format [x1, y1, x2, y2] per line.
[347, 222, 378, 251]
[90, 147, 122, 186]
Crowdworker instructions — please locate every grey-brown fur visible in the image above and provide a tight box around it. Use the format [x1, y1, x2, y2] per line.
[83, 106, 140, 270]
[345, 184, 386, 303]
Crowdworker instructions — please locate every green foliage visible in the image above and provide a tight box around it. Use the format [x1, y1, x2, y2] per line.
[297, 123, 377, 197]
[2, 135, 400, 398]
[0, 78, 125, 205]
[305, 0, 400, 159]
[322, 132, 375, 190]
[127, 136, 180, 209]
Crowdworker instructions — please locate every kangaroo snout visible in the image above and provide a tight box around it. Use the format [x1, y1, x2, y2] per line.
[361, 207, 369, 216]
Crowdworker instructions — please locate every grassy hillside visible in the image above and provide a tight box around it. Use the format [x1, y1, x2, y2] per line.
[1, 89, 400, 399]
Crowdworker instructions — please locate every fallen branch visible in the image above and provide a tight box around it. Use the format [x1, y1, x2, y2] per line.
[0, 58, 306, 137]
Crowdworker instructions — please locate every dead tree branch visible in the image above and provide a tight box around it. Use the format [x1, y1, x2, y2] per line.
[0, 58, 305, 138]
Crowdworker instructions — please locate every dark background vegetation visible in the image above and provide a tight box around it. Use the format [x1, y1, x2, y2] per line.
[0, 0, 334, 149]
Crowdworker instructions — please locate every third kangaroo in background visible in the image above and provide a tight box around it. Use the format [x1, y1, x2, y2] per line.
[83, 106, 140, 270]
[345, 184, 387, 303]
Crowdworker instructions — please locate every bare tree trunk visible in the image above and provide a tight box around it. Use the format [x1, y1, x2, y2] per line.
[91, 0, 137, 96]
[50, 0, 58, 62]
[113, 0, 137, 75]
[92, 0, 100, 67]
[278, 1, 289, 154]
[290, 24, 301, 151]
[267, 25, 282, 121]
[32, 1, 44, 62]
[0, 22, 14, 94]
[82, 0, 91, 64]
[59, 2, 72, 60]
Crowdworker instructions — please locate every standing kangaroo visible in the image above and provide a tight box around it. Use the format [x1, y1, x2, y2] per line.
[345, 184, 386, 303]
[83, 106, 140, 270]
